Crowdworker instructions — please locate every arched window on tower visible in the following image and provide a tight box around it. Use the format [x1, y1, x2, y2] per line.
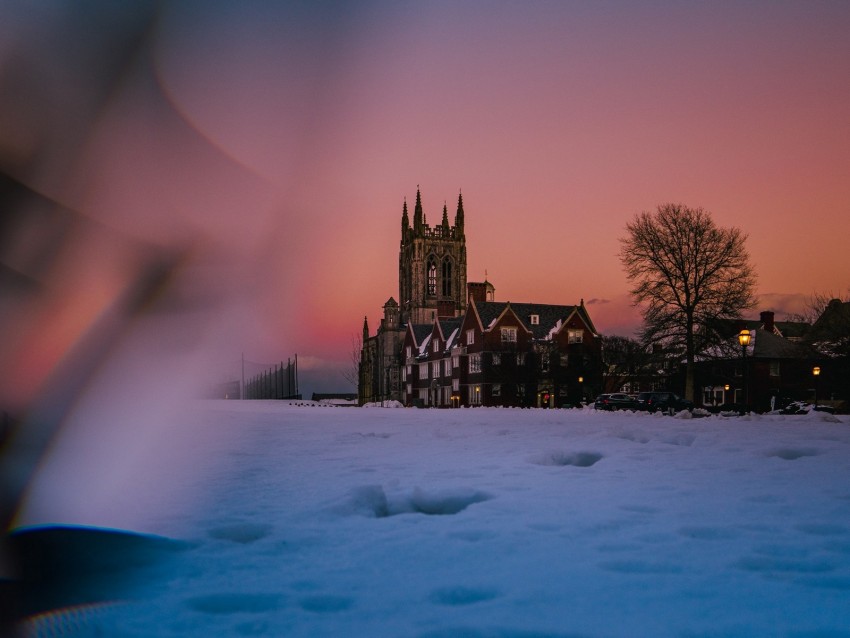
[442, 257, 452, 297]
[427, 257, 437, 296]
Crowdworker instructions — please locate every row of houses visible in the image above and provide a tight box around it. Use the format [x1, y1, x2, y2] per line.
[401, 298, 601, 408]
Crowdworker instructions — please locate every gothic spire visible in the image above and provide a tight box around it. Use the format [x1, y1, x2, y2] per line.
[401, 198, 409, 236]
[362, 315, 369, 342]
[455, 191, 465, 232]
[442, 202, 449, 230]
[413, 186, 423, 233]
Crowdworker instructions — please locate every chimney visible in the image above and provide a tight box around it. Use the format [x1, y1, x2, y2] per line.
[760, 311, 775, 333]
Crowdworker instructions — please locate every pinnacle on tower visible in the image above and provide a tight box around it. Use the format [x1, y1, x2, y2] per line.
[455, 191, 465, 231]
[413, 186, 424, 233]
[362, 315, 369, 342]
[401, 198, 409, 235]
[441, 202, 449, 230]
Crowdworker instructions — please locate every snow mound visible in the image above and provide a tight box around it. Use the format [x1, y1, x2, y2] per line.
[361, 400, 405, 408]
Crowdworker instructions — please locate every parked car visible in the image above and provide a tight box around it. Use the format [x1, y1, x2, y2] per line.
[635, 391, 693, 414]
[594, 393, 637, 411]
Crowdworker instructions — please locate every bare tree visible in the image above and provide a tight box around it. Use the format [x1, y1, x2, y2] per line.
[601, 335, 652, 392]
[620, 204, 757, 401]
[340, 333, 362, 388]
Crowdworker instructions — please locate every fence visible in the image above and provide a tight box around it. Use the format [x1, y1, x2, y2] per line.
[244, 355, 300, 400]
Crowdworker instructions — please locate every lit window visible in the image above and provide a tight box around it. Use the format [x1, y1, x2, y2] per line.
[501, 327, 517, 343]
[568, 329, 583, 344]
[433, 339, 440, 352]
[530, 315, 539, 325]
[466, 329, 475, 345]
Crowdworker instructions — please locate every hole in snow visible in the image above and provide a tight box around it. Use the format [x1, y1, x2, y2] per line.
[531, 451, 603, 467]
[185, 593, 281, 614]
[338, 485, 491, 518]
[429, 586, 498, 606]
[767, 448, 819, 460]
[208, 523, 272, 544]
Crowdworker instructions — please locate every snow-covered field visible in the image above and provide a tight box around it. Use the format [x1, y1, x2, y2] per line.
[17, 403, 850, 637]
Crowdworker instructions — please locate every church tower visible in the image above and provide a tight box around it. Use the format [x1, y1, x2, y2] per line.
[399, 188, 468, 324]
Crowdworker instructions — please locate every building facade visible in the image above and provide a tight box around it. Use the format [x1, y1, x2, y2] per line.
[359, 188, 602, 407]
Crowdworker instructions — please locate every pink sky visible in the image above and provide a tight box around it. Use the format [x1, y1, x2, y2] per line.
[2, 1, 849, 399]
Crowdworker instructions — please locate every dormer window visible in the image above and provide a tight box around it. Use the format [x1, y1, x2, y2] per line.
[530, 314, 539, 325]
[433, 339, 440, 352]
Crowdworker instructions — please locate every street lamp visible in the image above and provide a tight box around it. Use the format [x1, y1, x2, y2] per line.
[738, 329, 751, 410]
[813, 366, 821, 408]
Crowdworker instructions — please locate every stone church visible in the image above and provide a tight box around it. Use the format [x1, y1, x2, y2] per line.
[359, 188, 474, 404]
[359, 188, 601, 407]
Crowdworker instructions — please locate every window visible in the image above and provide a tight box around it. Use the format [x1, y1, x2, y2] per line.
[560, 353, 569, 366]
[568, 329, 583, 344]
[419, 362, 428, 379]
[469, 353, 481, 373]
[443, 359, 451, 377]
[419, 389, 428, 403]
[441, 257, 452, 297]
[492, 353, 501, 366]
[427, 258, 437, 296]
[530, 315, 539, 325]
[769, 361, 780, 377]
[501, 327, 518, 343]
[452, 355, 460, 368]
[433, 339, 440, 353]
[469, 385, 482, 405]
[541, 353, 549, 373]
[517, 353, 526, 366]
[405, 346, 412, 359]
[402, 367, 407, 382]
[432, 361, 440, 379]
[492, 384, 501, 397]
[466, 329, 475, 345]
[452, 379, 459, 391]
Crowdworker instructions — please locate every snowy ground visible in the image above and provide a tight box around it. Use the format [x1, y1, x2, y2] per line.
[16, 403, 850, 637]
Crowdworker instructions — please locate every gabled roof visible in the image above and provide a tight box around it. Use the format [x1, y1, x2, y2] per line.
[407, 323, 434, 349]
[749, 328, 819, 360]
[736, 318, 810, 340]
[472, 300, 596, 340]
[811, 299, 850, 341]
[409, 316, 464, 356]
[437, 316, 464, 349]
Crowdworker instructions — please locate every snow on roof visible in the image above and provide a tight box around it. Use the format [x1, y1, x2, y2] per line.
[418, 333, 432, 356]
